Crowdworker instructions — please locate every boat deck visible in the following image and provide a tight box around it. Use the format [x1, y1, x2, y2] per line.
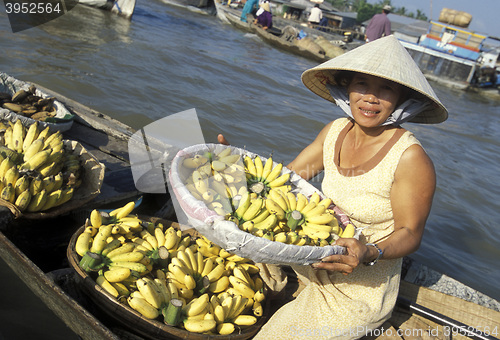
[0, 86, 499, 339]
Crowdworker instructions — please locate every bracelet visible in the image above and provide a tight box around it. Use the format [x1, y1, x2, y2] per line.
[364, 243, 383, 266]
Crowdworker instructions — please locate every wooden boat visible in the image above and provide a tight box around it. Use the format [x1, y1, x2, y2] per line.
[0, 79, 499, 339]
[79, 0, 137, 19]
[158, 0, 217, 16]
[215, 1, 329, 63]
[394, 8, 500, 96]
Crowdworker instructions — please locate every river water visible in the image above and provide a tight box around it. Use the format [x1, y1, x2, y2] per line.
[0, 1, 499, 338]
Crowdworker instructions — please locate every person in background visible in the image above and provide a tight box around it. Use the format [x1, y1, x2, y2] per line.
[365, 5, 392, 42]
[219, 35, 448, 339]
[240, 0, 259, 23]
[253, 2, 272, 30]
[308, 4, 322, 28]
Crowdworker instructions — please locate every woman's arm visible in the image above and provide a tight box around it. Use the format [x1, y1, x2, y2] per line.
[313, 144, 436, 273]
[286, 121, 332, 180]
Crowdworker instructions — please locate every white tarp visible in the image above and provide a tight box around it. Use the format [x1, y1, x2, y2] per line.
[168, 143, 359, 265]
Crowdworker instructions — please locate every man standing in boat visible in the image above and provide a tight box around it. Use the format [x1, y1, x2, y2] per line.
[240, 0, 259, 23]
[365, 5, 392, 43]
[308, 4, 322, 28]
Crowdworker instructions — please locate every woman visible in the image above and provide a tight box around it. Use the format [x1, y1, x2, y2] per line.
[253, 2, 272, 30]
[220, 36, 448, 339]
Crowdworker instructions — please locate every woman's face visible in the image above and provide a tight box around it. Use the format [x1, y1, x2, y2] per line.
[347, 73, 403, 128]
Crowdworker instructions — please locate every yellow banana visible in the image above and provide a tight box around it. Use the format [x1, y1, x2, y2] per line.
[306, 213, 335, 225]
[154, 278, 171, 305]
[261, 156, 274, 181]
[253, 156, 264, 179]
[303, 204, 327, 219]
[268, 172, 290, 188]
[96, 275, 119, 298]
[341, 223, 356, 238]
[75, 231, 92, 257]
[234, 192, 251, 220]
[26, 189, 47, 212]
[285, 191, 297, 211]
[164, 227, 180, 250]
[90, 209, 102, 228]
[253, 289, 265, 303]
[183, 319, 216, 333]
[241, 197, 264, 221]
[36, 126, 50, 142]
[113, 201, 136, 220]
[0, 158, 14, 179]
[253, 300, 263, 317]
[228, 276, 255, 299]
[104, 267, 131, 283]
[208, 275, 229, 293]
[217, 322, 235, 335]
[263, 162, 283, 184]
[253, 213, 278, 231]
[20, 149, 50, 171]
[11, 119, 24, 153]
[40, 188, 61, 211]
[201, 257, 214, 277]
[232, 315, 257, 326]
[90, 224, 114, 254]
[206, 263, 225, 283]
[265, 198, 286, 220]
[268, 189, 289, 211]
[182, 293, 209, 317]
[14, 189, 31, 212]
[137, 278, 163, 309]
[109, 251, 144, 263]
[0, 183, 15, 203]
[309, 192, 321, 205]
[109, 261, 149, 274]
[3, 166, 19, 188]
[29, 175, 43, 196]
[127, 296, 160, 319]
[243, 156, 257, 178]
[22, 122, 39, 152]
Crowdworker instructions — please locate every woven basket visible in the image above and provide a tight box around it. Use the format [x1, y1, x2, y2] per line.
[168, 143, 359, 266]
[67, 218, 271, 340]
[0, 72, 74, 132]
[0, 140, 105, 219]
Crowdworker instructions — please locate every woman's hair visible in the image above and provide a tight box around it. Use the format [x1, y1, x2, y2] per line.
[332, 70, 411, 105]
[332, 70, 353, 88]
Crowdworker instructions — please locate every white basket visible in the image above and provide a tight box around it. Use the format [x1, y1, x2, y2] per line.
[0, 72, 74, 132]
[168, 143, 359, 265]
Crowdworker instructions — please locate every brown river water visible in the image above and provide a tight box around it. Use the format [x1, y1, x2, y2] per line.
[0, 1, 499, 338]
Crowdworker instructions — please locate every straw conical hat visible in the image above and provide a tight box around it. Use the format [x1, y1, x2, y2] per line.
[301, 35, 448, 124]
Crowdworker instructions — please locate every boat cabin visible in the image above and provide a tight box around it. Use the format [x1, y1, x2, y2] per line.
[419, 21, 487, 61]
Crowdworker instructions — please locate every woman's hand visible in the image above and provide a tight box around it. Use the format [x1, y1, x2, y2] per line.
[311, 238, 375, 275]
[217, 134, 230, 145]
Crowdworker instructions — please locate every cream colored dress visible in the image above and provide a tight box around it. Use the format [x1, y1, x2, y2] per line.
[254, 118, 422, 340]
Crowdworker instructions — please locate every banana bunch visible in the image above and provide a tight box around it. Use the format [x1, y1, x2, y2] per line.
[244, 155, 291, 197]
[73, 201, 267, 335]
[181, 147, 248, 217]
[228, 186, 350, 246]
[0, 119, 81, 212]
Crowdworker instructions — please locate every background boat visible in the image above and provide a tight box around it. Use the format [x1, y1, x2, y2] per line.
[79, 0, 137, 19]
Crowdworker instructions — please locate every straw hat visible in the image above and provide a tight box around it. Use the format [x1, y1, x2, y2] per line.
[383, 5, 392, 12]
[301, 35, 448, 124]
[260, 2, 270, 12]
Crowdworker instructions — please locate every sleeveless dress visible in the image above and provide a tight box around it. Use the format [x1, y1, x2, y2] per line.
[254, 118, 422, 340]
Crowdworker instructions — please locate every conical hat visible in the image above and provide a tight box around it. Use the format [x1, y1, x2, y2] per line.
[301, 35, 448, 124]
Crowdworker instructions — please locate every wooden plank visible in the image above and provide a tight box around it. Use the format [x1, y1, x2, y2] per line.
[399, 281, 500, 339]
[0, 230, 119, 340]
